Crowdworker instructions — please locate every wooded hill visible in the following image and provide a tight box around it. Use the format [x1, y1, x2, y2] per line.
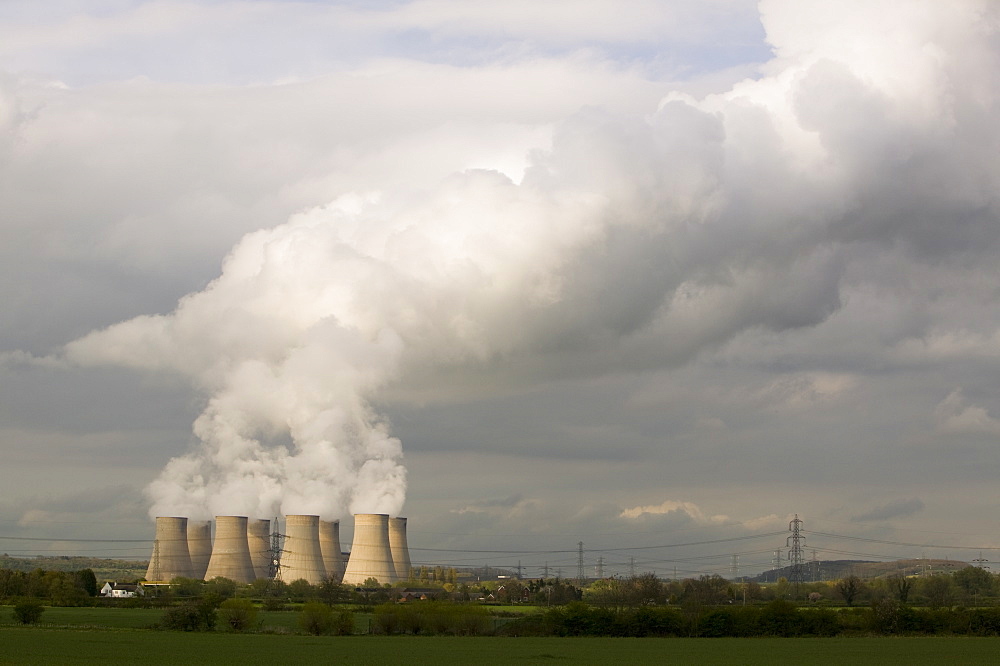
[753, 559, 968, 583]
[0, 554, 148, 582]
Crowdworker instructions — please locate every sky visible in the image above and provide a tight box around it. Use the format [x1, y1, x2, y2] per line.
[1, 0, 999, 580]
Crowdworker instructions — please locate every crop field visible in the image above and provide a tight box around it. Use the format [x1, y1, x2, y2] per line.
[2, 628, 1000, 665]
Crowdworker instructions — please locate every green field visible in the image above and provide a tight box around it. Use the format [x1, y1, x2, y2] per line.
[0, 605, 373, 634]
[3, 606, 1000, 664]
[3, 629, 1000, 665]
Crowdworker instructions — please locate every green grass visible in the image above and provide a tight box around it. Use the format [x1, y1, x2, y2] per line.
[2, 631, 1000, 665]
[0, 606, 164, 629]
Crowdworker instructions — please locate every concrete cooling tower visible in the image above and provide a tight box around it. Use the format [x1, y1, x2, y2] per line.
[145, 516, 193, 582]
[203, 516, 256, 584]
[342, 513, 397, 585]
[187, 520, 212, 580]
[280, 514, 326, 584]
[249, 518, 272, 580]
[319, 519, 346, 582]
[388, 517, 412, 581]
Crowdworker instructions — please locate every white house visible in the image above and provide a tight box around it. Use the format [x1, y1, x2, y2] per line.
[100, 582, 144, 598]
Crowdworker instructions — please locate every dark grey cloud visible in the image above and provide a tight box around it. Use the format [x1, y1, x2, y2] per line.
[851, 499, 926, 523]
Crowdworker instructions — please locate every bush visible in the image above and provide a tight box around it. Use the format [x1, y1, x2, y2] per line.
[759, 599, 802, 636]
[159, 599, 218, 631]
[262, 596, 287, 612]
[299, 602, 334, 635]
[332, 608, 355, 635]
[13, 598, 44, 625]
[218, 598, 258, 632]
[373, 604, 401, 634]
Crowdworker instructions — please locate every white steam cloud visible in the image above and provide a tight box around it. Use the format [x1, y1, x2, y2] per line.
[63, 0, 998, 520]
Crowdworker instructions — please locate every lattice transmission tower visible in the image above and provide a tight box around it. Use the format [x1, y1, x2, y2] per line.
[787, 514, 806, 592]
[268, 516, 285, 580]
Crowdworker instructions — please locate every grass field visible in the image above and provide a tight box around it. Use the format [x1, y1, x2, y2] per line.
[3, 629, 1000, 665]
[0, 605, 374, 634]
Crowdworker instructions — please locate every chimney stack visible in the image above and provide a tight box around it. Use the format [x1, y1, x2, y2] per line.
[146, 516, 193, 582]
[187, 520, 212, 580]
[280, 514, 327, 584]
[248, 518, 272, 580]
[342, 513, 396, 585]
[203, 516, 256, 584]
[388, 516, 412, 581]
[319, 519, 346, 582]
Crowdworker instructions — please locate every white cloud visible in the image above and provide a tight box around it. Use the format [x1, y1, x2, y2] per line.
[620, 500, 729, 524]
[934, 389, 1000, 436]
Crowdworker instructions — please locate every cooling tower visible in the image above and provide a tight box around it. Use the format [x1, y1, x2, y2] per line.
[342, 513, 397, 585]
[280, 514, 327, 584]
[319, 519, 346, 582]
[388, 516, 412, 581]
[187, 520, 212, 580]
[145, 516, 193, 582]
[203, 516, 256, 584]
[248, 518, 272, 580]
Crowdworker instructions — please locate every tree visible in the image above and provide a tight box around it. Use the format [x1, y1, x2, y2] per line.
[12, 598, 44, 624]
[920, 575, 953, 609]
[953, 566, 994, 601]
[170, 576, 204, 598]
[835, 576, 864, 606]
[48, 575, 87, 607]
[287, 578, 316, 601]
[631, 573, 667, 606]
[202, 576, 237, 599]
[888, 575, 913, 603]
[74, 569, 98, 597]
[318, 577, 350, 605]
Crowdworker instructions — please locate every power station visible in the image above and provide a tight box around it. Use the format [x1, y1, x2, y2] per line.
[145, 513, 410, 586]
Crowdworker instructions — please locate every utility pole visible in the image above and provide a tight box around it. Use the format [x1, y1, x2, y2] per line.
[629, 557, 636, 578]
[517, 560, 522, 579]
[543, 562, 549, 579]
[577, 542, 585, 586]
[731, 554, 739, 580]
[596, 556, 605, 579]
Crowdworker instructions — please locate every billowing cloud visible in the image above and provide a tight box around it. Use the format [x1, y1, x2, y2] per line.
[53, 0, 999, 526]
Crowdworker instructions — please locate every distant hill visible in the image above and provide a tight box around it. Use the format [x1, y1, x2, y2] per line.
[752, 558, 968, 583]
[0, 554, 148, 582]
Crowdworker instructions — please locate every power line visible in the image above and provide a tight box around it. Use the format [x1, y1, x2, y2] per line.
[805, 530, 1000, 551]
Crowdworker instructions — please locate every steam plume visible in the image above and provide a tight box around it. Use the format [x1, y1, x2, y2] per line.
[62, 0, 998, 520]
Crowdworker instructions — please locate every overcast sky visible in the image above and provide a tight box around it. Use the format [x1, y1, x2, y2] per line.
[1, 0, 999, 579]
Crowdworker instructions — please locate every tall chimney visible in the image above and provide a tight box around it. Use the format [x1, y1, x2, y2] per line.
[203, 516, 256, 584]
[187, 520, 212, 580]
[342, 513, 396, 585]
[281, 515, 327, 584]
[145, 516, 193, 582]
[388, 516, 412, 581]
[248, 518, 272, 580]
[319, 519, 346, 582]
